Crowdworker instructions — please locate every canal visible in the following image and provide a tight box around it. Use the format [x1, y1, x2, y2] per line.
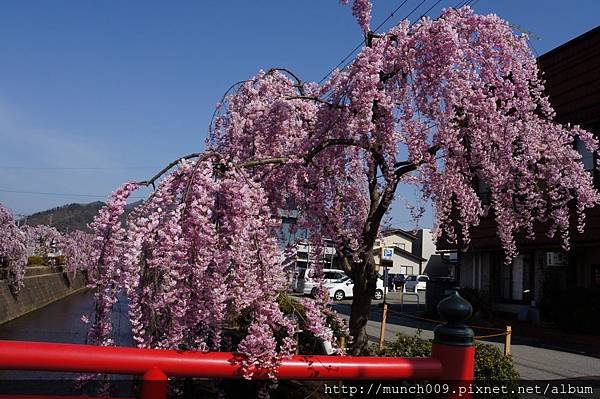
[0, 290, 134, 396]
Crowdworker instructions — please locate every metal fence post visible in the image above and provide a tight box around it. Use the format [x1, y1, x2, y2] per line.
[378, 302, 388, 349]
[140, 366, 168, 399]
[504, 326, 512, 356]
[431, 290, 475, 399]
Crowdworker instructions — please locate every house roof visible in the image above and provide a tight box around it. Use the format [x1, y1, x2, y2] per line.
[376, 243, 426, 262]
[381, 228, 417, 240]
[393, 246, 427, 262]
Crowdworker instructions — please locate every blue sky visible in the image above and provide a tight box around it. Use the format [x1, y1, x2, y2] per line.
[0, 0, 598, 228]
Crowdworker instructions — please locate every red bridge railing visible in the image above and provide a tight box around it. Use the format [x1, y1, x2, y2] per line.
[0, 291, 475, 399]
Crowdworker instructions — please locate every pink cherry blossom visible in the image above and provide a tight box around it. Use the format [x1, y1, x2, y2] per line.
[0, 204, 27, 294]
[86, 0, 599, 377]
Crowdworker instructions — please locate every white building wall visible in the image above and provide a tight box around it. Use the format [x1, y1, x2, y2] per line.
[419, 229, 437, 261]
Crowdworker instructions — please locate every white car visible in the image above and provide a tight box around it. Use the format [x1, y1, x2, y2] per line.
[297, 268, 348, 296]
[404, 274, 429, 293]
[325, 276, 385, 301]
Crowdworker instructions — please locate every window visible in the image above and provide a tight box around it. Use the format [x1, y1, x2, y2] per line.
[323, 272, 336, 280]
[296, 260, 307, 269]
[417, 276, 429, 282]
[576, 137, 595, 172]
[475, 177, 491, 205]
[575, 135, 598, 186]
[406, 275, 416, 281]
[393, 242, 406, 250]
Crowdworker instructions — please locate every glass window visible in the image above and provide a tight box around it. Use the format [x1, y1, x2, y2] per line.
[324, 272, 339, 280]
[576, 137, 595, 172]
[417, 276, 429, 282]
[296, 260, 307, 269]
[476, 178, 491, 205]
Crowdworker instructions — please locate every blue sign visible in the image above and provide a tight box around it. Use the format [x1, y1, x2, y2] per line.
[383, 248, 393, 260]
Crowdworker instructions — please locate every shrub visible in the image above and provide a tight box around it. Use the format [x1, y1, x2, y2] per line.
[474, 341, 519, 382]
[27, 255, 46, 265]
[375, 332, 520, 391]
[376, 330, 431, 358]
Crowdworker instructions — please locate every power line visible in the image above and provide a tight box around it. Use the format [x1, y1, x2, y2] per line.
[318, 0, 486, 86]
[318, 0, 448, 84]
[0, 166, 161, 171]
[0, 188, 146, 200]
[416, 0, 445, 20]
[372, 0, 411, 33]
[318, 0, 422, 84]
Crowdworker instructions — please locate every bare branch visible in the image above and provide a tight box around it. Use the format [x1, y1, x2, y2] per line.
[137, 152, 218, 187]
[137, 138, 372, 190]
[267, 68, 305, 96]
[237, 157, 290, 168]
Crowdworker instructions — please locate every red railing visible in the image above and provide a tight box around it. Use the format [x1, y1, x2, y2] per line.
[0, 338, 473, 399]
[0, 292, 475, 398]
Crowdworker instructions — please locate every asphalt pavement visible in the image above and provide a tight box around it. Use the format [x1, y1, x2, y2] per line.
[329, 291, 600, 380]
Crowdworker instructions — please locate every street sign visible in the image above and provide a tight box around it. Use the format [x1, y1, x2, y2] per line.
[383, 247, 393, 260]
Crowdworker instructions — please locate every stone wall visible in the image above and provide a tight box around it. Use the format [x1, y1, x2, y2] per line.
[0, 266, 87, 324]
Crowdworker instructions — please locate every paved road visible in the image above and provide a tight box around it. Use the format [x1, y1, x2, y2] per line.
[330, 292, 600, 380]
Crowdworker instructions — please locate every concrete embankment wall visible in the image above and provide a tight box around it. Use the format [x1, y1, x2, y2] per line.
[0, 265, 87, 324]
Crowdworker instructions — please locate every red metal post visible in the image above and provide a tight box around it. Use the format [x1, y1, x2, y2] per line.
[432, 289, 475, 399]
[140, 367, 168, 399]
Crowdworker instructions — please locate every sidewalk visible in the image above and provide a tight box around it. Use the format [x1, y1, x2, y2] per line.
[330, 292, 600, 380]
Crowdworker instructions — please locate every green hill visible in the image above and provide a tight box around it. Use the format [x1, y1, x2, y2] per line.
[21, 202, 106, 233]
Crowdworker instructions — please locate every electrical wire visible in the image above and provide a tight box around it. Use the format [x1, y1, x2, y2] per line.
[0, 166, 160, 171]
[0, 188, 146, 200]
[318, 0, 438, 84]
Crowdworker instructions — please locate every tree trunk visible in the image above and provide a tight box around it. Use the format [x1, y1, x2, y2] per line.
[348, 257, 378, 355]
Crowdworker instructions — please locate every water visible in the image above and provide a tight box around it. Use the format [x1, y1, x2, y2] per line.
[0, 290, 135, 395]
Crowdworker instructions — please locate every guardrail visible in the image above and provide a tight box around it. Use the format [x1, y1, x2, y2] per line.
[0, 291, 476, 399]
[399, 292, 421, 309]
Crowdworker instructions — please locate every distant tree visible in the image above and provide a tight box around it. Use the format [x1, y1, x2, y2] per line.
[0, 204, 27, 294]
[61, 230, 94, 284]
[88, 0, 598, 374]
[22, 225, 63, 261]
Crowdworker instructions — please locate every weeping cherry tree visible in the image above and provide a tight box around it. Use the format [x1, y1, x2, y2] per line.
[88, 0, 599, 364]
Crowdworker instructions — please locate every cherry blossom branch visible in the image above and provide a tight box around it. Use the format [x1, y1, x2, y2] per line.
[286, 95, 345, 109]
[137, 138, 373, 188]
[137, 152, 218, 187]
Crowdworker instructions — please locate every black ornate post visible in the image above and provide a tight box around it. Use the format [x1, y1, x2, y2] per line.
[432, 289, 475, 398]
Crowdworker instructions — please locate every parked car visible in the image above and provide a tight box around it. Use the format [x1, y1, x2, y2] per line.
[390, 273, 405, 291]
[325, 276, 385, 301]
[404, 274, 429, 292]
[297, 268, 348, 296]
